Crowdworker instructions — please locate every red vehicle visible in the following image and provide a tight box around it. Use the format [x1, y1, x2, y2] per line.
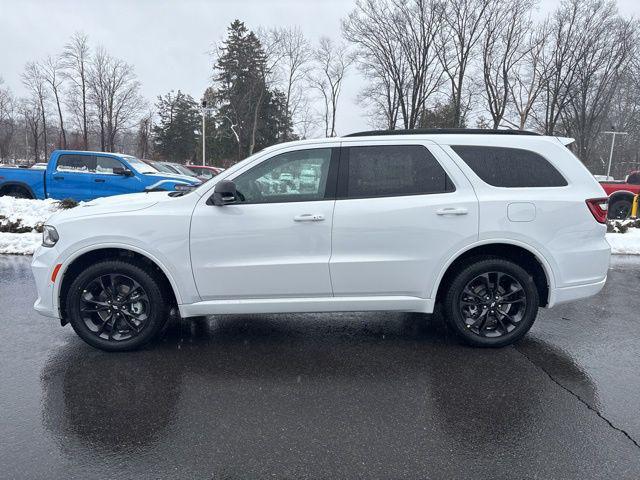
[600, 171, 640, 219]
[185, 165, 224, 181]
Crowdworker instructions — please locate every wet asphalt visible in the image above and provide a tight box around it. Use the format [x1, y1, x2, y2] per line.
[1, 256, 639, 479]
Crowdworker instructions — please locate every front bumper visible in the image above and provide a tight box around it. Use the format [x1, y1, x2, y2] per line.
[31, 245, 61, 319]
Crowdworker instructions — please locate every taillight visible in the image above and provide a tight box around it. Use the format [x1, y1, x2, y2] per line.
[586, 198, 608, 224]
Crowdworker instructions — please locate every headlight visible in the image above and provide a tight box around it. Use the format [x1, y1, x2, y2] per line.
[42, 225, 59, 247]
[174, 183, 196, 192]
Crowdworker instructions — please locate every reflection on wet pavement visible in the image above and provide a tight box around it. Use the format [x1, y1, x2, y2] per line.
[2, 255, 640, 478]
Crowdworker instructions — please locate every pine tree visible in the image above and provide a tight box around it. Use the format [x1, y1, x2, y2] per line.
[152, 90, 200, 162]
[212, 20, 295, 163]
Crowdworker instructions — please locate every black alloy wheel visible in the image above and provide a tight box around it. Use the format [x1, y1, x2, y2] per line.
[459, 272, 526, 338]
[79, 273, 150, 341]
[444, 258, 539, 347]
[66, 260, 168, 351]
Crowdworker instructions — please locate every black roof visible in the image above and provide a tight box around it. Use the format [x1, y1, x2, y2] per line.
[344, 128, 540, 137]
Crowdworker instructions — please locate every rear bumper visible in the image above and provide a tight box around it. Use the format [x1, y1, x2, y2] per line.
[548, 276, 607, 308]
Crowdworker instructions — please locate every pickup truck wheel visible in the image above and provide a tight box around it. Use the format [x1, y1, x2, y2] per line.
[1, 185, 32, 199]
[65, 260, 168, 351]
[443, 258, 539, 348]
[608, 199, 632, 220]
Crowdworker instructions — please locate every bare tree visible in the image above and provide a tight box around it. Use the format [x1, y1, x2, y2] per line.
[260, 26, 313, 135]
[481, 0, 534, 128]
[536, 0, 586, 134]
[88, 47, 144, 152]
[309, 38, 352, 137]
[62, 32, 91, 149]
[42, 55, 67, 149]
[22, 62, 49, 159]
[562, 0, 637, 166]
[344, 0, 444, 130]
[343, 0, 404, 129]
[0, 79, 16, 161]
[436, 0, 492, 127]
[136, 109, 154, 159]
[508, 23, 548, 129]
[19, 98, 42, 162]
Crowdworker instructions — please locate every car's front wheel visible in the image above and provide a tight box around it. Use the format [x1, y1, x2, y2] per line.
[443, 258, 539, 347]
[65, 260, 168, 351]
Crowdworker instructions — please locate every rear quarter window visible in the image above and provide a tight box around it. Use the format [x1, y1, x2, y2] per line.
[451, 146, 567, 188]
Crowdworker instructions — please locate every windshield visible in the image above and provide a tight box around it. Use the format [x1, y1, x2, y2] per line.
[123, 156, 158, 174]
[152, 162, 175, 174]
[172, 163, 198, 177]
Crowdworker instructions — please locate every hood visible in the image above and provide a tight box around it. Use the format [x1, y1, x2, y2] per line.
[146, 172, 200, 184]
[48, 192, 166, 223]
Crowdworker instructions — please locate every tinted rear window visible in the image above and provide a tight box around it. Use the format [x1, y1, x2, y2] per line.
[345, 145, 454, 198]
[452, 146, 567, 187]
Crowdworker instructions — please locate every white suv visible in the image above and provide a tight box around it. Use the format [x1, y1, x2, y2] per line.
[32, 130, 611, 351]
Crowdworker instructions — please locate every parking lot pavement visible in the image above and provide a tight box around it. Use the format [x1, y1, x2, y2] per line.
[1, 256, 639, 479]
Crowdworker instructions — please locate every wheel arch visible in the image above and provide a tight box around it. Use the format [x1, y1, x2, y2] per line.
[56, 245, 182, 325]
[433, 241, 554, 308]
[0, 181, 35, 198]
[608, 190, 635, 202]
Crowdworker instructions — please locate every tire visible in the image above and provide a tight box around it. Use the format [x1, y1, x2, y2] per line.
[443, 257, 539, 348]
[65, 260, 168, 351]
[1, 186, 32, 199]
[608, 199, 632, 220]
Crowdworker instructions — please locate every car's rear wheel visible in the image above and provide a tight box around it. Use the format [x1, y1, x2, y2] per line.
[608, 199, 632, 220]
[443, 258, 539, 347]
[65, 260, 168, 351]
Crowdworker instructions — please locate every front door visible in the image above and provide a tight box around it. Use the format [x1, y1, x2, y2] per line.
[93, 155, 138, 198]
[329, 140, 479, 299]
[190, 145, 339, 301]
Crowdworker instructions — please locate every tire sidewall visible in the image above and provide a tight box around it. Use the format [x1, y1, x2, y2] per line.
[445, 258, 539, 347]
[65, 260, 166, 351]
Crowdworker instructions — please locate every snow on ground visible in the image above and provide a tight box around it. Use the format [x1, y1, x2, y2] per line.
[0, 196, 59, 228]
[606, 229, 640, 255]
[0, 197, 61, 255]
[0, 232, 42, 255]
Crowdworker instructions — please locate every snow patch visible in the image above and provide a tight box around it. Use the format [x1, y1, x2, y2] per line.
[0, 197, 61, 255]
[0, 232, 42, 255]
[606, 229, 640, 255]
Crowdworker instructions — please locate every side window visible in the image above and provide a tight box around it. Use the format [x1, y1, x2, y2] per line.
[56, 154, 96, 173]
[96, 156, 125, 174]
[234, 148, 333, 204]
[452, 146, 568, 187]
[345, 145, 454, 199]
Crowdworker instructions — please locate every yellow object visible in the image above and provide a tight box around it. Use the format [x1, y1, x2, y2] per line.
[632, 193, 639, 218]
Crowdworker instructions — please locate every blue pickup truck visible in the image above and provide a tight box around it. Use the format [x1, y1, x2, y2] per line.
[0, 150, 200, 201]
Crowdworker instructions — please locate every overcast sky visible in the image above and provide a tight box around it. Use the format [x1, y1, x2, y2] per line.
[1, 0, 639, 135]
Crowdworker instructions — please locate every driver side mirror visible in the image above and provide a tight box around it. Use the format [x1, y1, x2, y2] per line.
[211, 180, 237, 206]
[113, 167, 134, 177]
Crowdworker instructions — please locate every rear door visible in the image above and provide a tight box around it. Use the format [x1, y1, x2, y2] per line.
[49, 154, 96, 201]
[329, 140, 479, 299]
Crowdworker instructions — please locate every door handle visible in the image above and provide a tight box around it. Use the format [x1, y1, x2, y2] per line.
[53, 176, 64, 180]
[94, 178, 105, 183]
[293, 213, 325, 222]
[436, 207, 468, 216]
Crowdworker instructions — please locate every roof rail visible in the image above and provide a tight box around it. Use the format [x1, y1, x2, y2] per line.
[344, 128, 541, 137]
